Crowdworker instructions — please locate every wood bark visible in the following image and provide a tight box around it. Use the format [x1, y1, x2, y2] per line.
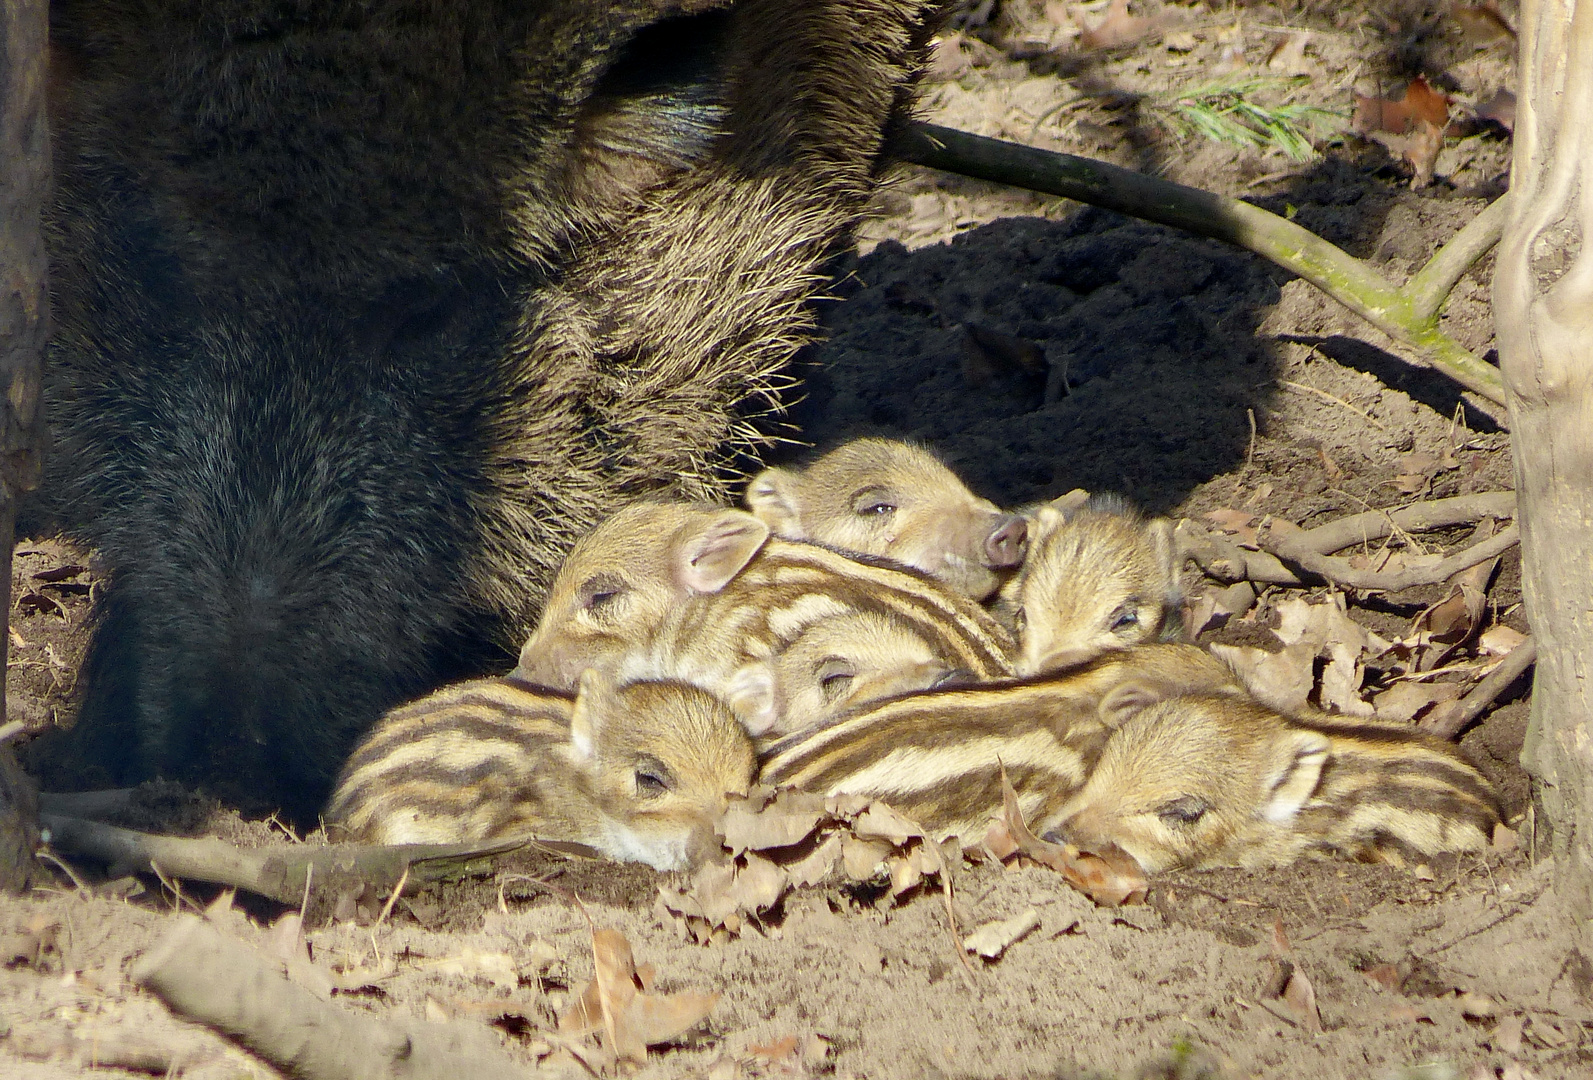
[1494, 0, 1593, 944]
[0, 0, 51, 894]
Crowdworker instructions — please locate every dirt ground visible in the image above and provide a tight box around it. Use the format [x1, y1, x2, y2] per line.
[5, 2, 1585, 1078]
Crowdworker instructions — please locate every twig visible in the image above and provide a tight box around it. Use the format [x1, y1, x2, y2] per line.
[36, 848, 91, 898]
[41, 813, 534, 905]
[131, 915, 539, 1080]
[1257, 522, 1519, 592]
[7, 1022, 210, 1074]
[1275, 379, 1392, 435]
[1407, 195, 1509, 324]
[1295, 491, 1517, 556]
[1420, 637, 1537, 739]
[895, 122, 1507, 405]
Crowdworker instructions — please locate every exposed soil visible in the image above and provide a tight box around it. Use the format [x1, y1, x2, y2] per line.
[5, 3, 1585, 1079]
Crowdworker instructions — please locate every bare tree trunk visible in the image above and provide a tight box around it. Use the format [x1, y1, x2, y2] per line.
[0, 0, 51, 893]
[1495, 0, 1593, 944]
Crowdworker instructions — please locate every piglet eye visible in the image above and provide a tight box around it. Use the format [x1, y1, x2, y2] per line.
[1156, 794, 1209, 825]
[851, 486, 897, 518]
[635, 768, 671, 797]
[815, 659, 857, 703]
[1110, 606, 1140, 632]
[578, 575, 625, 616]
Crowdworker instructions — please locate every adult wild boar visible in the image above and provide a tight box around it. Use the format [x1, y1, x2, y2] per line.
[33, 0, 951, 818]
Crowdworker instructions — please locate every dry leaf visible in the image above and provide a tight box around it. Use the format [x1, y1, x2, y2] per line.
[0, 915, 59, 969]
[423, 947, 520, 991]
[1457, 990, 1498, 1020]
[1479, 624, 1528, 656]
[962, 908, 1041, 959]
[1363, 963, 1403, 993]
[1452, 3, 1515, 47]
[1374, 681, 1462, 723]
[1354, 76, 1450, 135]
[1492, 1013, 1525, 1053]
[1076, 0, 1155, 50]
[841, 836, 893, 880]
[747, 1036, 800, 1067]
[720, 796, 824, 855]
[1320, 640, 1375, 717]
[1266, 31, 1310, 74]
[1210, 642, 1317, 714]
[1205, 508, 1260, 548]
[566, 927, 718, 1064]
[1281, 966, 1322, 1032]
[996, 767, 1147, 906]
[787, 833, 844, 888]
[852, 802, 924, 846]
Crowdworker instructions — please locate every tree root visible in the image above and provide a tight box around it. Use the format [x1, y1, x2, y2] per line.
[131, 915, 542, 1080]
[1176, 519, 1301, 586]
[896, 122, 1507, 406]
[1257, 523, 1519, 593]
[6, 1021, 211, 1074]
[1421, 636, 1538, 740]
[40, 813, 547, 905]
[1176, 493, 1518, 590]
[1289, 491, 1517, 557]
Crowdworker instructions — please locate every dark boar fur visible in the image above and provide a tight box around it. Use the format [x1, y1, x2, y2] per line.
[32, 0, 950, 819]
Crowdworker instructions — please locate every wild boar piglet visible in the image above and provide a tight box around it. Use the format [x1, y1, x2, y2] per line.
[1049, 691, 1501, 873]
[997, 492, 1182, 676]
[745, 438, 1027, 601]
[327, 670, 755, 871]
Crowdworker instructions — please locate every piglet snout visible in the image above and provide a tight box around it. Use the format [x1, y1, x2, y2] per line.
[984, 514, 1028, 568]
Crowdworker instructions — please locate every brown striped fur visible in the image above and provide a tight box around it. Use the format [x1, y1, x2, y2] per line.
[996, 493, 1182, 676]
[1051, 692, 1502, 872]
[759, 644, 1240, 840]
[327, 671, 754, 870]
[744, 438, 1027, 600]
[515, 501, 1017, 736]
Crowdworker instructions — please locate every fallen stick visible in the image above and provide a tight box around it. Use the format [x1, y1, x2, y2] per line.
[131, 915, 541, 1080]
[1256, 523, 1519, 593]
[1293, 491, 1517, 556]
[41, 813, 538, 905]
[896, 123, 1507, 406]
[1175, 519, 1300, 586]
[6, 1021, 211, 1074]
[1420, 637, 1537, 740]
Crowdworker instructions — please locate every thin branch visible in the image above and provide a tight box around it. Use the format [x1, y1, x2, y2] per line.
[895, 122, 1506, 406]
[1420, 637, 1538, 739]
[1407, 195, 1509, 324]
[1259, 522, 1519, 592]
[40, 813, 546, 905]
[1295, 491, 1517, 555]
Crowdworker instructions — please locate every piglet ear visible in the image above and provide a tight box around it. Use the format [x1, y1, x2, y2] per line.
[1261, 731, 1330, 824]
[744, 467, 804, 538]
[1147, 517, 1178, 580]
[673, 510, 769, 593]
[570, 668, 621, 760]
[1097, 681, 1165, 729]
[724, 662, 780, 737]
[1047, 488, 1092, 516]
